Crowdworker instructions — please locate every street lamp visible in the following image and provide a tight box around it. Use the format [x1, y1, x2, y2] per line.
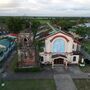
[1, 72, 7, 87]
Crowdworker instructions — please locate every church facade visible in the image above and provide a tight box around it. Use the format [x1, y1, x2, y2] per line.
[40, 32, 81, 65]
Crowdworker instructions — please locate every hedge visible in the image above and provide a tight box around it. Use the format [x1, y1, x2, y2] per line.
[14, 67, 43, 72]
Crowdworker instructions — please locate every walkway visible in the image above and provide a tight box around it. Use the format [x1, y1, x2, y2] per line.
[53, 65, 90, 90]
[53, 65, 77, 90]
[54, 74, 77, 90]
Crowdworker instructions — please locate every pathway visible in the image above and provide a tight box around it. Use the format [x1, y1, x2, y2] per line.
[54, 74, 77, 90]
[53, 65, 77, 90]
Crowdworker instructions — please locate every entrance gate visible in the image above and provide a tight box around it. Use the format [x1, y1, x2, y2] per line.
[54, 58, 64, 64]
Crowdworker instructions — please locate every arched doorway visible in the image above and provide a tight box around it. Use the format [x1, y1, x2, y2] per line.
[54, 58, 64, 64]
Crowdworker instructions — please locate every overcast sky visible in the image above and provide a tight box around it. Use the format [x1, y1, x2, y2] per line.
[0, 0, 90, 16]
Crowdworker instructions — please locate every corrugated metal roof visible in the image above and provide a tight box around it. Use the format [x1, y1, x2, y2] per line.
[0, 39, 10, 48]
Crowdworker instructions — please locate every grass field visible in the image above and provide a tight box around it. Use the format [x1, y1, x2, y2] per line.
[74, 79, 90, 90]
[38, 19, 50, 24]
[80, 65, 90, 73]
[0, 79, 56, 90]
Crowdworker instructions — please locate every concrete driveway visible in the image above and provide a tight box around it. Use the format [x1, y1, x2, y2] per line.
[53, 65, 78, 90]
[54, 74, 77, 90]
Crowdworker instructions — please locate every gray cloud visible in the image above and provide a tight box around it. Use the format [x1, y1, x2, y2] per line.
[0, 0, 20, 8]
[0, 0, 90, 16]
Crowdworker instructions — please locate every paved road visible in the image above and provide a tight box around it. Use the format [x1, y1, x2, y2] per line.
[4, 67, 53, 80]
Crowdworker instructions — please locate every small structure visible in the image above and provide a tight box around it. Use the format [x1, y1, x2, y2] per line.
[0, 38, 16, 61]
[79, 58, 85, 67]
[17, 30, 36, 67]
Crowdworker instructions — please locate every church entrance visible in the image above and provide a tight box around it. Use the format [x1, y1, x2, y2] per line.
[54, 58, 64, 64]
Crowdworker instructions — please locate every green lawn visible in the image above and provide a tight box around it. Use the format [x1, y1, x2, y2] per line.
[38, 19, 50, 24]
[80, 65, 90, 73]
[0, 79, 56, 90]
[74, 79, 90, 90]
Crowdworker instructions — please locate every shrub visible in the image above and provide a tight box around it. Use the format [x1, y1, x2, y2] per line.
[11, 53, 43, 73]
[84, 59, 90, 64]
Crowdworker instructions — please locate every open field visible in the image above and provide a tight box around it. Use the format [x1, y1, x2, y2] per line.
[37, 19, 50, 24]
[0, 79, 56, 90]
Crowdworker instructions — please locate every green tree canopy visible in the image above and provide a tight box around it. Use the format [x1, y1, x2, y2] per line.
[51, 19, 77, 31]
[75, 26, 90, 36]
[6, 17, 24, 34]
[31, 20, 40, 36]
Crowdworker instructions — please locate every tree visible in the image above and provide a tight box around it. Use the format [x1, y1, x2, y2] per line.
[75, 26, 90, 36]
[51, 19, 60, 25]
[31, 20, 41, 65]
[51, 19, 77, 31]
[59, 20, 77, 31]
[31, 20, 40, 44]
[76, 18, 86, 25]
[22, 19, 41, 65]
[6, 17, 23, 34]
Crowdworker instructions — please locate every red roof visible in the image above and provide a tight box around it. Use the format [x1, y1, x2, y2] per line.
[45, 32, 80, 45]
[8, 33, 17, 36]
[45, 32, 74, 40]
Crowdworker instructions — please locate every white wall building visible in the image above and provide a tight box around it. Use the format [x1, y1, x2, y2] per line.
[40, 32, 81, 65]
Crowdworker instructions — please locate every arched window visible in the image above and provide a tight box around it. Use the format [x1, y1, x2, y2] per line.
[52, 39, 65, 53]
[39, 56, 43, 62]
[73, 56, 76, 61]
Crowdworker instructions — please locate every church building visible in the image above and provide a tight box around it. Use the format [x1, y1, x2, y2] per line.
[40, 31, 81, 66]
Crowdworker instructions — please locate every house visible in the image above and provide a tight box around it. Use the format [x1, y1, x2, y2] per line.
[0, 38, 16, 61]
[39, 25, 81, 66]
[78, 23, 90, 27]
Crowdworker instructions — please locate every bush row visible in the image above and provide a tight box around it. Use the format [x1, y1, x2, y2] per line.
[14, 66, 42, 72]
